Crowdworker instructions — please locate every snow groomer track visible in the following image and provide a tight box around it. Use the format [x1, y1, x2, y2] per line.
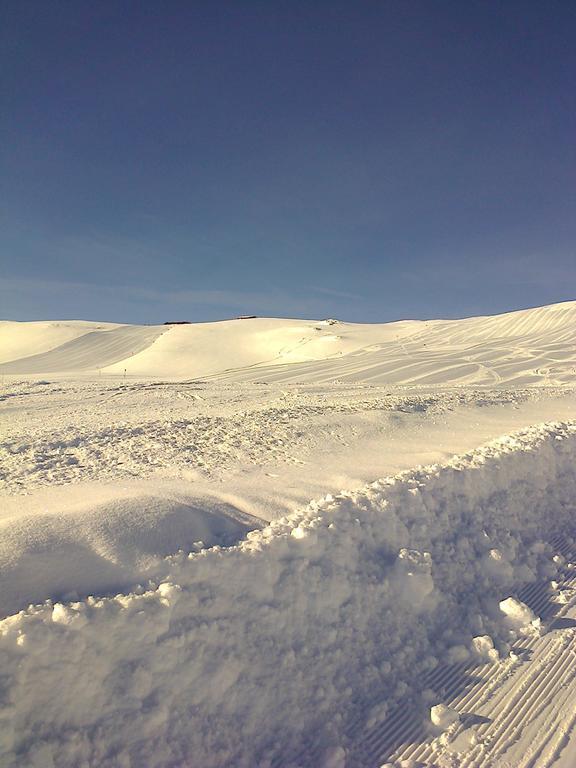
[345, 531, 576, 768]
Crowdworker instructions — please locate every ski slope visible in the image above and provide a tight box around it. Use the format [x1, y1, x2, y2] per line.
[1, 300, 575, 385]
[0, 323, 166, 373]
[0, 320, 121, 365]
[1, 301, 576, 768]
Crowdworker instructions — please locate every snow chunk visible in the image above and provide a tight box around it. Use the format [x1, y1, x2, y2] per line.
[430, 703, 460, 730]
[156, 582, 182, 606]
[392, 548, 434, 611]
[446, 644, 470, 664]
[51, 603, 87, 629]
[471, 634, 500, 662]
[481, 548, 514, 582]
[447, 728, 478, 754]
[499, 597, 541, 634]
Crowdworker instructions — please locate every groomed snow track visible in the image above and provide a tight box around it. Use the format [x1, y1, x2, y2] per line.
[344, 531, 576, 767]
[1, 421, 576, 768]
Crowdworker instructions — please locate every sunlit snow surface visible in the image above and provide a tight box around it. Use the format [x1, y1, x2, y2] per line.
[1, 302, 576, 767]
[2, 299, 576, 383]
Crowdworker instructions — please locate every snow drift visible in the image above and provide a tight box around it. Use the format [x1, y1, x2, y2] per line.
[0, 487, 262, 618]
[1, 421, 575, 767]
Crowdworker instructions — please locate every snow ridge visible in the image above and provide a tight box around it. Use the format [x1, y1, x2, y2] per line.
[1, 421, 576, 767]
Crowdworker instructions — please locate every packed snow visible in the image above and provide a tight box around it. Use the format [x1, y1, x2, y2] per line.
[1, 301, 576, 767]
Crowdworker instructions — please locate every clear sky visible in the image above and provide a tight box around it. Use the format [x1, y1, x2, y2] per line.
[1, 0, 574, 324]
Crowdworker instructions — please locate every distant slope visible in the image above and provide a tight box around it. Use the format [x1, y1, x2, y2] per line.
[222, 303, 576, 387]
[0, 325, 166, 373]
[104, 317, 420, 377]
[0, 320, 121, 365]
[0, 301, 575, 386]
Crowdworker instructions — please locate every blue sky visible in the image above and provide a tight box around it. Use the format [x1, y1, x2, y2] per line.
[1, 1, 574, 323]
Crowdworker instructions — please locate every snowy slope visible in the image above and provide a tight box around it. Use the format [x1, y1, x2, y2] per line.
[2, 301, 576, 768]
[1, 301, 575, 385]
[220, 301, 576, 387]
[0, 320, 121, 365]
[0, 323, 166, 373]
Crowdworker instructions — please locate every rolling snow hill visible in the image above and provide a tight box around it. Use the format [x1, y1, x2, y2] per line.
[1, 300, 575, 385]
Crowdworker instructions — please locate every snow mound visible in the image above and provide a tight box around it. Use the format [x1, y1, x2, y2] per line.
[0, 485, 261, 617]
[1, 420, 575, 767]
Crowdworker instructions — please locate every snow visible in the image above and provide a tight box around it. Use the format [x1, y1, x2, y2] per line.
[430, 703, 460, 730]
[499, 596, 542, 635]
[1, 301, 576, 767]
[0, 484, 260, 617]
[1, 381, 574, 620]
[0, 320, 121, 365]
[1, 421, 575, 767]
[471, 634, 500, 662]
[2, 300, 575, 385]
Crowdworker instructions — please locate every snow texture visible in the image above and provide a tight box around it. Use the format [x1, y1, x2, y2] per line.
[1, 420, 575, 767]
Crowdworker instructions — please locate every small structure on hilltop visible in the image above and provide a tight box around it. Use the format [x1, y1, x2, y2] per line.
[163, 321, 192, 325]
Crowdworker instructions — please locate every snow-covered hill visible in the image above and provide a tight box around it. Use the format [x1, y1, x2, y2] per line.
[2, 301, 576, 768]
[1, 300, 575, 385]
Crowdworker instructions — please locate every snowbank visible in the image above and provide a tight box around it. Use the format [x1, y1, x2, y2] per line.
[1, 421, 575, 767]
